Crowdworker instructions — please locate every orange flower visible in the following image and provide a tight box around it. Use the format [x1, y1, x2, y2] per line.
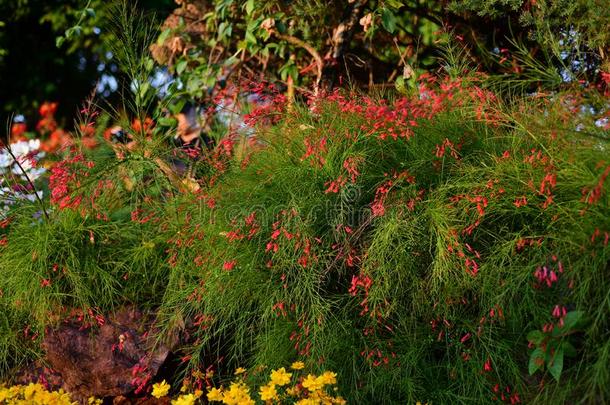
[131, 117, 154, 135]
[39, 101, 58, 117]
[10, 123, 27, 141]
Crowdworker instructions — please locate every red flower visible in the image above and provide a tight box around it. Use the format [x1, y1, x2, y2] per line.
[223, 260, 237, 271]
[324, 176, 346, 194]
[513, 196, 528, 208]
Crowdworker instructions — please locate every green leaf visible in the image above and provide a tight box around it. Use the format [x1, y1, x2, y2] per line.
[548, 348, 564, 382]
[237, 39, 248, 50]
[169, 99, 186, 114]
[145, 58, 154, 72]
[245, 30, 257, 44]
[526, 330, 545, 345]
[176, 60, 188, 75]
[65, 26, 82, 39]
[186, 76, 203, 95]
[386, 0, 404, 9]
[158, 117, 177, 127]
[381, 9, 397, 34]
[561, 310, 585, 331]
[278, 60, 294, 81]
[275, 20, 287, 34]
[562, 341, 577, 357]
[85, 8, 96, 17]
[528, 348, 544, 375]
[395, 76, 406, 94]
[246, 17, 263, 31]
[218, 22, 228, 40]
[288, 65, 299, 81]
[157, 28, 171, 45]
[204, 75, 217, 88]
[246, 0, 255, 15]
[55, 36, 65, 48]
[138, 82, 150, 99]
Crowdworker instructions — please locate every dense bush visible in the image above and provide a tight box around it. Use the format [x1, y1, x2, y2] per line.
[1, 76, 609, 403]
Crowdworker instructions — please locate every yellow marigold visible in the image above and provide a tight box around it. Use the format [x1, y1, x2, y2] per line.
[207, 387, 224, 402]
[23, 383, 40, 400]
[296, 398, 319, 405]
[259, 383, 278, 401]
[223, 382, 254, 405]
[152, 380, 171, 398]
[290, 361, 305, 370]
[0, 387, 10, 402]
[319, 371, 337, 386]
[302, 374, 324, 392]
[270, 367, 292, 386]
[234, 367, 247, 375]
[0, 383, 75, 405]
[171, 393, 196, 405]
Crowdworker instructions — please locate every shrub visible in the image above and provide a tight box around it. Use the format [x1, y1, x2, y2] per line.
[157, 78, 609, 403]
[1, 77, 609, 403]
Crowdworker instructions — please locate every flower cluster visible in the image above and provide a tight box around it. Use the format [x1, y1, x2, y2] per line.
[151, 379, 204, 404]
[0, 383, 78, 404]
[12, 102, 73, 153]
[206, 364, 345, 404]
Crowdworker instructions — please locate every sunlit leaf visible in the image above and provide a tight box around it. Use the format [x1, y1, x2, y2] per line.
[381, 9, 397, 34]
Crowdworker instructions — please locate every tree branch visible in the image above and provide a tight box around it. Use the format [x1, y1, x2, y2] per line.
[273, 32, 324, 93]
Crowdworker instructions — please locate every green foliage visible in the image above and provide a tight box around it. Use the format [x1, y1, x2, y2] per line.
[0, 0, 174, 126]
[3, 71, 610, 402]
[1, 2, 610, 402]
[527, 311, 585, 381]
[150, 0, 442, 100]
[451, 0, 610, 51]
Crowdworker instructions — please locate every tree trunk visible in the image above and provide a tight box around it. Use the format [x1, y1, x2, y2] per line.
[319, 0, 368, 92]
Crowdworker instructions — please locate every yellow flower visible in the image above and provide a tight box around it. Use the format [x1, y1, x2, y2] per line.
[152, 380, 171, 398]
[290, 361, 305, 370]
[207, 387, 224, 402]
[318, 371, 337, 385]
[234, 367, 247, 375]
[259, 383, 278, 401]
[296, 398, 319, 405]
[223, 382, 254, 405]
[171, 393, 196, 405]
[301, 371, 337, 393]
[286, 386, 299, 396]
[0, 383, 77, 405]
[23, 383, 40, 400]
[269, 367, 292, 386]
[88, 397, 103, 405]
[302, 374, 324, 392]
